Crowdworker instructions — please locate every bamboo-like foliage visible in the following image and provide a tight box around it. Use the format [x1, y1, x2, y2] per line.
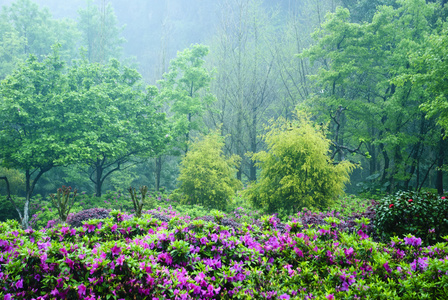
[244, 111, 355, 214]
[50, 186, 77, 223]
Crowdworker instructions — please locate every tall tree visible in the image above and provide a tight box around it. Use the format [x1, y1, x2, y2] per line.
[0, 49, 78, 228]
[408, 24, 448, 194]
[0, 0, 79, 78]
[158, 44, 216, 154]
[77, 0, 125, 64]
[67, 59, 168, 197]
[208, 0, 279, 182]
[303, 0, 440, 192]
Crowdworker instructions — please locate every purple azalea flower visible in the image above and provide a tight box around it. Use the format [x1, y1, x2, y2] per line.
[78, 284, 86, 297]
[111, 244, 122, 256]
[279, 294, 290, 299]
[383, 262, 392, 273]
[404, 236, 422, 247]
[116, 254, 125, 266]
[15, 279, 23, 289]
[410, 260, 417, 272]
[60, 227, 69, 235]
[344, 247, 354, 258]
[418, 257, 429, 271]
[65, 258, 74, 269]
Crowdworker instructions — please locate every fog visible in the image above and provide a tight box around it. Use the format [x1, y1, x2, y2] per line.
[1, 0, 448, 219]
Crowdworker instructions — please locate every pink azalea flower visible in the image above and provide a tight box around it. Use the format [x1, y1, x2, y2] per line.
[110, 244, 122, 256]
[116, 254, 125, 266]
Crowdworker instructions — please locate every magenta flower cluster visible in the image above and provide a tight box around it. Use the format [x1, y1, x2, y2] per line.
[0, 206, 448, 299]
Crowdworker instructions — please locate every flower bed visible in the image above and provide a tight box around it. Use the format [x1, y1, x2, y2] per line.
[1, 207, 448, 299]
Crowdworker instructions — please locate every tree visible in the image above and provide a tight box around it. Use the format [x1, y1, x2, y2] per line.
[0, 49, 79, 228]
[244, 111, 355, 214]
[302, 0, 439, 192]
[158, 44, 216, 154]
[66, 59, 168, 197]
[174, 130, 242, 211]
[412, 26, 448, 133]
[408, 25, 448, 194]
[208, 0, 279, 182]
[77, 0, 125, 64]
[0, 0, 79, 78]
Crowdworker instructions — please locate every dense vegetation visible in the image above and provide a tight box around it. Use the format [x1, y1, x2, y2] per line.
[1, 192, 448, 299]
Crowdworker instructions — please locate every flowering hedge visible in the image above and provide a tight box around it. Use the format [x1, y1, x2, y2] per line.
[374, 191, 448, 245]
[1, 207, 448, 299]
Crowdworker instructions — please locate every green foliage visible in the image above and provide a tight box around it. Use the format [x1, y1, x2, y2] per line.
[66, 59, 168, 196]
[158, 44, 216, 153]
[0, 196, 25, 223]
[0, 49, 77, 172]
[0, 0, 79, 78]
[374, 190, 448, 245]
[244, 111, 355, 214]
[327, 194, 374, 217]
[77, 0, 125, 63]
[302, 0, 439, 192]
[175, 131, 242, 211]
[0, 167, 25, 196]
[410, 25, 448, 134]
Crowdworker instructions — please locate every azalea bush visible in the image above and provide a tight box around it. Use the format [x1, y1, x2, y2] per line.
[374, 190, 448, 245]
[1, 206, 448, 299]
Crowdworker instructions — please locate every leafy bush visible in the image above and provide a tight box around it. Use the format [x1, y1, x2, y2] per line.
[244, 111, 356, 214]
[374, 190, 448, 245]
[326, 194, 373, 217]
[174, 131, 242, 210]
[66, 207, 112, 228]
[0, 195, 26, 223]
[0, 167, 25, 195]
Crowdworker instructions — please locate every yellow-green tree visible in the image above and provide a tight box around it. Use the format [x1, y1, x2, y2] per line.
[245, 111, 355, 214]
[175, 131, 242, 210]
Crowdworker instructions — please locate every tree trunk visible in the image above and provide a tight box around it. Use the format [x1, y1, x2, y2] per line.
[436, 129, 446, 195]
[236, 108, 243, 181]
[95, 161, 103, 197]
[249, 111, 257, 182]
[369, 143, 376, 175]
[0, 176, 23, 223]
[154, 156, 162, 191]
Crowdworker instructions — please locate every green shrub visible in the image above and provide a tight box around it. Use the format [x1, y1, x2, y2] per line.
[0, 167, 25, 196]
[244, 111, 355, 214]
[0, 195, 25, 222]
[374, 190, 448, 245]
[174, 131, 242, 211]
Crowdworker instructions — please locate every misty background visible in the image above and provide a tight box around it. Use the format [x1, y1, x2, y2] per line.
[1, 0, 447, 203]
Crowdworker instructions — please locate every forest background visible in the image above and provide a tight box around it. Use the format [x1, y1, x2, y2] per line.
[1, 0, 448, 227]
